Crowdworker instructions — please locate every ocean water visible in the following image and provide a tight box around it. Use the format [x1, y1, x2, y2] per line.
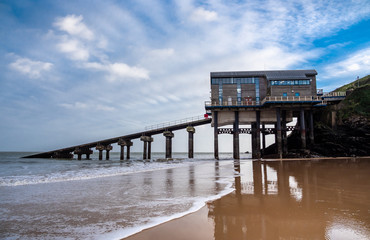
[0, 152, 250, 239]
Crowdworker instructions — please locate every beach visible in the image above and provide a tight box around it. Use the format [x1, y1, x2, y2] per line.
[125, 157, 370, 240]
[1, 153, 369, 239]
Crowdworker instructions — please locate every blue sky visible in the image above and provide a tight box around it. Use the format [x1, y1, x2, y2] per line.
[0, 0, 369, 152]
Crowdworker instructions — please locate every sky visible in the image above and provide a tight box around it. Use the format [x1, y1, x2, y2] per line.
[0, 0, 369, 153]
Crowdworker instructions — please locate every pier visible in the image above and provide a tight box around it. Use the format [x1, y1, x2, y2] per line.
[24, 70, 346, 160]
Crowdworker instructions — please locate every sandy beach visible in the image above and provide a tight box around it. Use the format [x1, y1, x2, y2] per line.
[124, 158, 370, 240]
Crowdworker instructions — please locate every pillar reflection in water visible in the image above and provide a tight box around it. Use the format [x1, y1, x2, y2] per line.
[165, 168, 173, 198]
[214, 160, 221, 192]
[188, 165, 195, 196]
[208, 159, 370, 240]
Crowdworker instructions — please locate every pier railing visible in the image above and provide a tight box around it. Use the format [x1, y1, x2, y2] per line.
[323, 92, 346, 97]
[205, 96, 326, 107]
[263, 96, 323, 102]
[205, 100, 259, 106]
[144, 115, 210, 131]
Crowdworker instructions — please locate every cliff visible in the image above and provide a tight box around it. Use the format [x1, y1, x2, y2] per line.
[264, 75, 370, 158]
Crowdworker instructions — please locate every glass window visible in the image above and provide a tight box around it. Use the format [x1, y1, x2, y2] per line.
[270, 80, 310, 85]
[295, 92, 300, 96]
[283, 92, 287, 97]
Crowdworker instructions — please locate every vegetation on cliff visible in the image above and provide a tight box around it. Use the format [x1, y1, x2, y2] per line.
[264, 75, 370, 158]
[337, 83, 370, 120]
[312, 75, 370, 157]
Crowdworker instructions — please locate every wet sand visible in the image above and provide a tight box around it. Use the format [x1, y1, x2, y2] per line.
[124, 158, 370, 240]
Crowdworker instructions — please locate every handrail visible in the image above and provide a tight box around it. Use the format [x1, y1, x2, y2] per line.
[144, 115, 210, 131]
[264, 96, 322, 102]
[205, 96, 324, 107]
[322, 92, 346, 97]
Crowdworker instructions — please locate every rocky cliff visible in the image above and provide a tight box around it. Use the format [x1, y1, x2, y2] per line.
[264, 76, 370, 158]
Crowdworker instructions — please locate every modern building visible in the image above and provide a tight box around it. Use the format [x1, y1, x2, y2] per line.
[205, 70, 322, 159]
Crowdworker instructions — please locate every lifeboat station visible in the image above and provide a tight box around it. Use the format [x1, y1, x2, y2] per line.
[205, 69, 322, 159]
[24, 69, 346, 160]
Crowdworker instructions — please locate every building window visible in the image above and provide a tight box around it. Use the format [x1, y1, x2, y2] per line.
[295, 92, 300, 97]
[255, 78, 260, 104]
[270, 80, 310, 85]
[283, 92, 287, 97]
[211, 77, 256, 85]
[237, 81, 241, 104]
[218, 82, 223, 104]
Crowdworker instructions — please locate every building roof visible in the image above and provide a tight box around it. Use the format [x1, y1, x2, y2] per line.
[210, 70, 317, 80]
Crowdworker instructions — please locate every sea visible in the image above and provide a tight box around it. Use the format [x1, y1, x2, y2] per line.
[0, 152, 248, 239]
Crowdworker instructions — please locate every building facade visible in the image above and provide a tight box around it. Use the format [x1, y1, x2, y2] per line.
[205, 70, 321, 159]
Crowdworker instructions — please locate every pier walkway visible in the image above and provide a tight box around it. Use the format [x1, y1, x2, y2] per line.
[24, 115, 211, 160]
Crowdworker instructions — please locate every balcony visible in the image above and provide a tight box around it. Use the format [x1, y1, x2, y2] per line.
[205, 96, 327, 109]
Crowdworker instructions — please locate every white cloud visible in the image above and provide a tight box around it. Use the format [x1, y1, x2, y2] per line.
[57, 38, 90, 61]
[54, 15, 94, 40]
[60, 102, 115, 111]
[190, 7, 218, 22]
[83, 62, 149, 81]
[60, 102, 88, 110]
[149, 48, 175, 58]
[323, 47, 370, 78]
[9, 57, 53, 79]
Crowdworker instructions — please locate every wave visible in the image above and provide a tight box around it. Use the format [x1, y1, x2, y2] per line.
[0, 160, 201, 187]
[98, 178, 235, 240]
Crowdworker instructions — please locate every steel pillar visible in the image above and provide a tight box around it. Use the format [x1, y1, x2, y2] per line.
[256, 111, 261, 159]
[233, 111, 240, 159]
[309, 110, 314, 145]
[251, 123, 257, 158]
[300, 108, 306, 149]
[163, 131, 174, 159]
[276, 108, 283, 159]
[187, 126, 195, 158]
[282, 110, 288, 155]
[262, 124, 266, 156]
[213, 111, 219, 160]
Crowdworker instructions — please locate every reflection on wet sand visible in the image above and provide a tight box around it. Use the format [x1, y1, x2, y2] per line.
[208, 159, 370, 240]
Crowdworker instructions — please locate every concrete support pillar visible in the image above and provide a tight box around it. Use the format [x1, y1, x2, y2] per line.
[117, 139, 133, 160]
[126, 144, 131, 160]
[251, 123, 257, 158]
[187, 126, 195, 158]
[262, 124, 266, 156]
[105, 145, 113, 160]
[75, 147, 92, 160]
[163, 131, 174, 159]
[96, 144, 105, 160]
[213, 111, 219, 160]
[256, 111, 261, 159]
[233, 111, 240, 159]
[148, 139, 152, 159]
[282, 110, 288, 156]
[300, 108, 306, 149]
[309, 110, 314, 145]
[276, 108, 283, 159]
[140, 136, 153, 160]
[120, 145, 125, 160]
[142, 138, 148, 160]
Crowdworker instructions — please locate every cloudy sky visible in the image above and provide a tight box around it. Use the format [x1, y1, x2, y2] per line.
[1, 0, 369, 153]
